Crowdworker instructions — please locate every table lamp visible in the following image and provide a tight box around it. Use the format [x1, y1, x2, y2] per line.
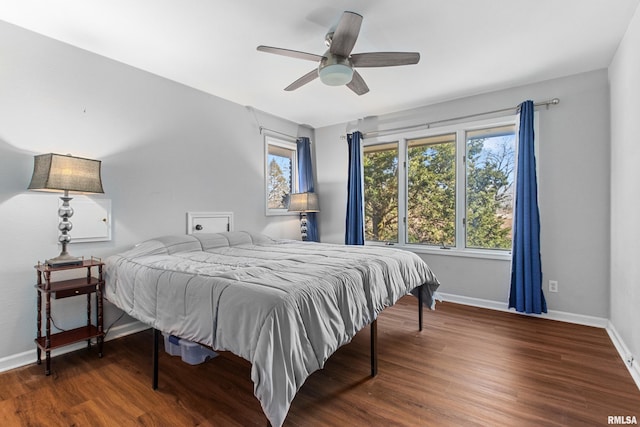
[288, 192, 319, 241]
[28, 153, 104, 266]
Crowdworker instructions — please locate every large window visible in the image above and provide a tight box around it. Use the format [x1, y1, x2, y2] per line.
[363, 117, 517, 254]
[265, 135, 297, 215]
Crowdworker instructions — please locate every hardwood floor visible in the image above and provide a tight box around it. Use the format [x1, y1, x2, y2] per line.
[1, 297, 638, 426]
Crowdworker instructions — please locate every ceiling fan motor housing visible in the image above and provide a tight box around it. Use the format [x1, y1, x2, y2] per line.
[318, 51, 354, 86]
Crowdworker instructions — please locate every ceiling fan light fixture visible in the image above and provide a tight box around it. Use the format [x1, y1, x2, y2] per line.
[319, 63, 353, 86]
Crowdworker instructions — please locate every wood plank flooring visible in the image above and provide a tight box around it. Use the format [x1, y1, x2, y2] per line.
[1, 297, 638, 426]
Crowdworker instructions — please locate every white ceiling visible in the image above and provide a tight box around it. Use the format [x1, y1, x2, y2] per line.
[1, 0, 638, 128]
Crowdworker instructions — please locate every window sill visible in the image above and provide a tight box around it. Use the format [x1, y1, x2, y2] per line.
[365, 242, 511, 261]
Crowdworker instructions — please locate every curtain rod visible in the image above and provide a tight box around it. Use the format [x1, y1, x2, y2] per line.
[259, 126, 311, 142]
[259, 126, 296, 140]
[360, 98, 559, 139]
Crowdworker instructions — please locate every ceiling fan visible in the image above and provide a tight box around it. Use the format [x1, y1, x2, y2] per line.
[257, 11, 420, 95]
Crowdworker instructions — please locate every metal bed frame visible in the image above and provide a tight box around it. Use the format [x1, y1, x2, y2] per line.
[148, 283, 426, 422]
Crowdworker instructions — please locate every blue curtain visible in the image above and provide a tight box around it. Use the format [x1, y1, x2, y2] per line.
[296, 137, 319, 242]
[345, 131, 364, 245]
[508, 100, 547, 314]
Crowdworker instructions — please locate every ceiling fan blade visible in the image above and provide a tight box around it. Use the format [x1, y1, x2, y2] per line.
[351, 52, 421, 67]
[257, 45, 323, 62]
[284, 69, 319, 91]
[329, 11, 363, 57]
[346, 70, 369, 95]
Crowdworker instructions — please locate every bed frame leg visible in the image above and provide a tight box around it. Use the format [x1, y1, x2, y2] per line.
[418, 284, 424, 331]
[152, 328, 159, 390]
[370, 319, 378, 377]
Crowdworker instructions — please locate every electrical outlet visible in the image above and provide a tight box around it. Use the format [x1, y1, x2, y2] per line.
[627, 355, 635, 368]
[548, 280, 558, 293]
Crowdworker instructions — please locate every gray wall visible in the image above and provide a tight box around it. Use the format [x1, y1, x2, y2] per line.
[316, 70, 611, 319]
[609, 4, 640, 375]
[0, 21, 309, 362]
[0, 14, 629, 373]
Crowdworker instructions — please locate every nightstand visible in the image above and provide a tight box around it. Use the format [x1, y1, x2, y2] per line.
[34, 258, 104, 375]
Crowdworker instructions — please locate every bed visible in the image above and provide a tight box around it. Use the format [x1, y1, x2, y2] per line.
[104, 231, 440, 427]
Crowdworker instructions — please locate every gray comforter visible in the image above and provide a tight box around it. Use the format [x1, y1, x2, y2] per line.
[104, 231, 440, 427]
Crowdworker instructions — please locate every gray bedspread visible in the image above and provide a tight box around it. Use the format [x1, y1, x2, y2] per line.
[104, 231, 440, 427]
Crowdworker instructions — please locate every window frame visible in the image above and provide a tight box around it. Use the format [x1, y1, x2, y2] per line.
[363, 114, 524, 260]
[264, 134, 298, 216]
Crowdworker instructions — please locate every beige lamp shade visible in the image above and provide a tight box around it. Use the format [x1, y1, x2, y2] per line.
[28, 153, 104, 194]
[288, 192, 319, 212]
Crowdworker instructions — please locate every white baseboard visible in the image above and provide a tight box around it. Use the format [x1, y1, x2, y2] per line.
[437, 292, 609, 327]
[437, 292, 639, 391]
[606, 321, 640, 391]
[0, 320, 149, 374]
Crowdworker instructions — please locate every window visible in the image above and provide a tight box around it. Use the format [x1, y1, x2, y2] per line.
[407, 133, 456, 247]
[265, 135, 297, 215]
[364, 142, 399, 242]
[363, 116, 517, 254]
[465, 125, 516, 250]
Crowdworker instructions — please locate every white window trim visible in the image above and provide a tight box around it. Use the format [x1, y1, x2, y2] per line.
[264, 134, 298, 216]
[363, 114, 536, 260]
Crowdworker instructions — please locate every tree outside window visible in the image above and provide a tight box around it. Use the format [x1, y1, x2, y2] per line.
[265, 136, 297, 215]
[364, 143, 398, 242]
[465, 126, 516, 250]
[363, 118, 517, 253]
[407, 134, 456, 247]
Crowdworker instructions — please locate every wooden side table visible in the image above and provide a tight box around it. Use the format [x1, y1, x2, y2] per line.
[34, 258, 105, 375]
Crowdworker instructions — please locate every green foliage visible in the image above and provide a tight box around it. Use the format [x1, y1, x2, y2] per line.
[364, 148, 398, 241]
[267, 159, 289, 209]
[466, 137, 514, 249]
[407, 142, 456, 246]
[363, 134, 515, 250]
